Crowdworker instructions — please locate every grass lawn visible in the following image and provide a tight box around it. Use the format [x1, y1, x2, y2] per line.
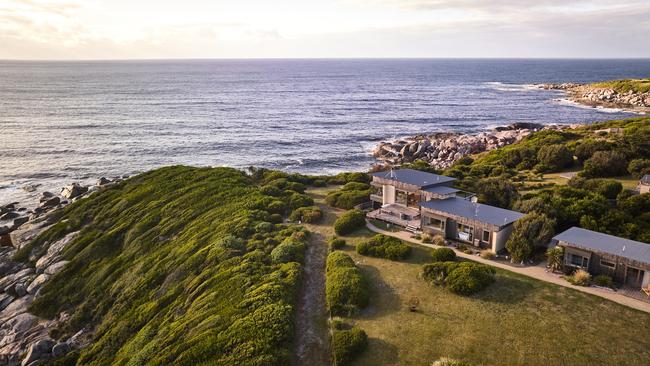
[307, 186, 650, 366]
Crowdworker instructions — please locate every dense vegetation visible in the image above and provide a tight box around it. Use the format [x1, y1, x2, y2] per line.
[356, 234, 411, 260]
[422, 261, 496, 295]
[333, 209, 366, 235]
[430, 247, 456, 262]
[325, 181, 371, 209]
[591, 78, 650, 94]
[442, 117, 650, 252]
[331, 323, 368, 366]
[22, 166, 313, 365]
[326, 251, 369, 316]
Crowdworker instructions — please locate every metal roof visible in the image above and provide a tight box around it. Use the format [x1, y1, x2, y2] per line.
[554, 227, 650, 264]
[422, 186, 460, 195]
[641, 174, 650, 185]
[420, 197, 524, 227]
[371, 169, 456, 188]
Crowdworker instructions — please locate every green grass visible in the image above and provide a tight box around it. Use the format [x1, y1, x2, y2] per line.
[307, 188, 650, 366]
[25, 166, 308, 365]
[591, 78, 650, 94]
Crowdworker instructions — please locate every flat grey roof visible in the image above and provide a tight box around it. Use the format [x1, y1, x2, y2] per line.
[372, 169, 456, 187]
[422, 186, 460, 195]
[554, 227, 650, 264]
[420, 197, 524, 227]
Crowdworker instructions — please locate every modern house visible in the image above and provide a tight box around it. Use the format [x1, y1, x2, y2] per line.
[367, 169, 524, 253]
[638, 174, 650, 194]
[553, 227, 650, 289]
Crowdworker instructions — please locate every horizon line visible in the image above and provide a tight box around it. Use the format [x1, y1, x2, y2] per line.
[2, 56, 650, 62]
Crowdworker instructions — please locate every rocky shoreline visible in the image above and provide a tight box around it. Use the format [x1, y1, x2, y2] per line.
[372, 122, 574, 169]
[0, 177, 122, 366]
[538, 83, 650, 114]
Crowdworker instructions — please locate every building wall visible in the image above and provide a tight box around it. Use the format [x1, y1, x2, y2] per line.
[383, 184, 395, 205]
[640, 184, 650, 194]
[643, 271, 650, 287]
[492, 225, 513, 253]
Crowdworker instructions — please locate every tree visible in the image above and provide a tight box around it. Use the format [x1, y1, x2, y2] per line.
[628, 159, 650, 179]
[506, 212, 556, 263]
[546, 246, 564, 273]
[475, 177, 518, 208]
[573, 139, 612, 162]
[536, 144, 574, 172]
[582, 151, 628, 178]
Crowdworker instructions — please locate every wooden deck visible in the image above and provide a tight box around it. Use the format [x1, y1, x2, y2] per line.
[367, 204, 421, 229]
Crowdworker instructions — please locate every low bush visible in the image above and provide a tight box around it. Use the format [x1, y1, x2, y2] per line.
[593, 274, 614, 288]
[628, 159, 650, 179]
[480, 250, 495, 260]
[582, 150, 628, 178]
[334, 210, 366, 235]
[421, 233, 433, 243]
[289, 206, 323, 223]
[332, 326, 368, 366]
[567, 269, 591, 286]
[430, 247, 456, 262]
[288, 192, 314, 209]
[325, 189, 371, 210]
[356, 234, 411, 260]
[329, 237, 346, 251]
[431, 357, 473, 366]
[326, 252, 369, 316]
[422, 261, 496, 295]
[432, 234, 446, 246]
[312, 179, 327, 187]
[270, 237, 306, 264]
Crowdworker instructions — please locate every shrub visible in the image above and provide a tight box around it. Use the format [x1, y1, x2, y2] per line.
[334, 210, 366, 235]
[268, 213, 283, 224]
[325, 189, 371, 209]
[270, 237, 306, 264]
[422, 261, 495, 295]
[628, 159, 650, 179]
[356, 234, 411, 260]
[326, 252, 369, 315]
[480, 250, 495, 260]
[569, 177, 623, 199]
[567, 269, 591, 286]
[216, 235, 246, 253]
[582, 151, 628, 178]
[475, 177, 518, 208]
[260, 185, 282, 197]
[430, 247, 456, 262]
[312, 179, 327, 187]
[267, 200, 287, 215]
[341, 182, 370, 191]
[506, 212, 555, 263]
[593, 274, 615, 288]
[573, 139, 613, 162]
[536, 144, 574, 172]
[546, 246, 564, 272]
[329, 237, 346, 251]
[285, 181, 306, 193]
[431, 357, 472, 366]
[445, 262, 496, 295]
[421, 233, 433, 243]
[331, 326, 368, 366]
[288, 193, 314, 209]
[255, 221, 273, 233]
[432, 234, 446, 246]
[289, 206, 323, 223]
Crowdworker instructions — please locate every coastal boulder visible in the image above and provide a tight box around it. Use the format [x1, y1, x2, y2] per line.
[21, 339, 55, 366]
[13, 216, 29, 229]
[52, 342, 72, 358]
[26, 274, 50, 295]
[40, 196, 60, 208]
[0, 211, 20, 221]
[60, 183, 87, 200]
[97, 177, 111, 186]
[39, 192, 54, 203]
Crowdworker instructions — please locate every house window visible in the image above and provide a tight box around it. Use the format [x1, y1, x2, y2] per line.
[482, 230, 490, 242]
[457, 223, 473, 242]
[372, 185, 383, 196]
[569, 253, 589, 268]
[396, 190, 408, 206]
[600, 260, 616, 269]
[407, 193, 419, 208]
[424, 216, 445, 231]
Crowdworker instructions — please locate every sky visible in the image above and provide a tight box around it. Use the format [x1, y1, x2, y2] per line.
[1, 0, 649, 59]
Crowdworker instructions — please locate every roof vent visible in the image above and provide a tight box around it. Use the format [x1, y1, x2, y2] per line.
[622, 245, 626, 253]
[389, 169, 396, 179]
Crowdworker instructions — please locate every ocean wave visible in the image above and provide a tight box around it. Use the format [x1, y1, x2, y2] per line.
[552, 98, 628, 114]
[483, 81, 538, 92]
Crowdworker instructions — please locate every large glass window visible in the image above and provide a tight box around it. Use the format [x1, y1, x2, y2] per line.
[457, 224, 473, 242]
[600, 260, 615, 269]
[372, 185, 383, 196]
[395, 190, 408, 206]
[482, 230, 490, 242]
[407, 193, 419, 208]
[424, 216, 445, 231]
[569, 253, 589, 268]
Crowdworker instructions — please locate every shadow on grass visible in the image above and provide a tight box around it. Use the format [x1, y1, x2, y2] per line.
[474, 274, 536, 304]
[357, 264, 402, 320]
[360, 337, 399, 365]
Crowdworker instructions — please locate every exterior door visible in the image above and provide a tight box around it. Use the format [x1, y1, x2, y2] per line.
[626, 267, 644, 287]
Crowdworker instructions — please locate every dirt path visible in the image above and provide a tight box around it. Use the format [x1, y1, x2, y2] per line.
[367, 221, 650, 314]
[291, 223, 332, 366]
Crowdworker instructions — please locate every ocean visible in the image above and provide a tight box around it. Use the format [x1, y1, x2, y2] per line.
[1, 58, 649, 207]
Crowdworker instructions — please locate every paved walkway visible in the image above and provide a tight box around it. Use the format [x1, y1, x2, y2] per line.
[366, 221, 650, 314]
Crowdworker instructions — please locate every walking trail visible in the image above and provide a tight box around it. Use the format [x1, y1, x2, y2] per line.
[367, 221, 650, 314]
[290, 226, 332, 366]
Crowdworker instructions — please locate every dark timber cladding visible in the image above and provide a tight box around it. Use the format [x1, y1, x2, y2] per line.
[554, 227, 650, 287]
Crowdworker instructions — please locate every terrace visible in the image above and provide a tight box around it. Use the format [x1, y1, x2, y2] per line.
[366, 204, 421, 231]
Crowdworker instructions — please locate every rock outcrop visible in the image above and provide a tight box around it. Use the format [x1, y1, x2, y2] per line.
[372, 123, 567, 169]
[537, 83, 650, 114]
